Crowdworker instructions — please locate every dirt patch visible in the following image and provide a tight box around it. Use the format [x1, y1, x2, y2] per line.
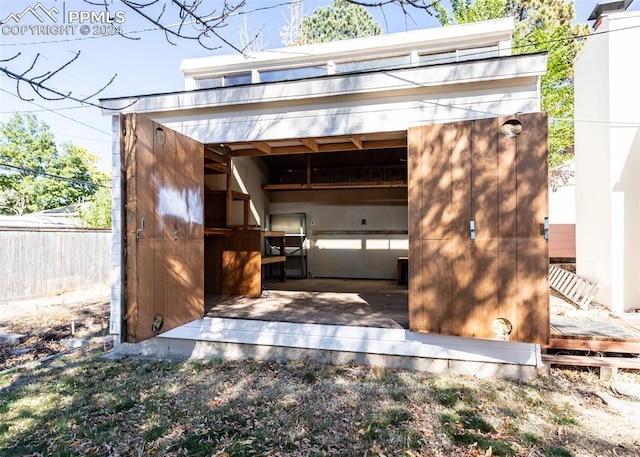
[0, 287, 111, 371]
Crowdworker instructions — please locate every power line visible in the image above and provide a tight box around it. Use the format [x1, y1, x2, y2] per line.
[0, 105, 91, 114]
[0, 88, 111, 136]
[0, 162, 108, 188]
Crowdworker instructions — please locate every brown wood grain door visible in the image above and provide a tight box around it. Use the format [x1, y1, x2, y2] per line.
[123, 114, 204, 343]
[408, 113, 549, 344]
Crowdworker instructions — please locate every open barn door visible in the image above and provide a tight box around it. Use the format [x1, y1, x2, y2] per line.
[122, 114, 204, 343]
[408, 113, 549, 344]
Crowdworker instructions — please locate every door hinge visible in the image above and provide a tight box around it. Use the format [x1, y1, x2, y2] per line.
[470, 219, 476, 241]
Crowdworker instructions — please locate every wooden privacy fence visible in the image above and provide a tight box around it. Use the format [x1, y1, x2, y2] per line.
[0, 228, 110, 301]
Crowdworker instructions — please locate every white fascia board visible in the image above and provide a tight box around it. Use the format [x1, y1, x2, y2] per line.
[180, 18, 514, 78]
[101, 53, 546, 115]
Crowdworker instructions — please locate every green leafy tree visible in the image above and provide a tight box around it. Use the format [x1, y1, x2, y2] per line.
[292, 0, 383, 46]
[0, 113, 108, 216]
[78, 186, 112, 228]
[434, 0, 589, 173]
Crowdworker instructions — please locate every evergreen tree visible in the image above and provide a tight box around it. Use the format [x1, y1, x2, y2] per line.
[293, 0, 383, 46]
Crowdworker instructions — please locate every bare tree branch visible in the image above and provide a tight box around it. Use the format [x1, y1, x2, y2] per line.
[346, 0, 439, 13]
[0, 52, 137, 110]
[0, 0, 439, 108]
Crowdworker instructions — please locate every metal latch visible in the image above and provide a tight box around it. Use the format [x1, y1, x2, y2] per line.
[136, 216, 145, 240]
[470, 219, 476, 241]
[544, 217, 549, 240]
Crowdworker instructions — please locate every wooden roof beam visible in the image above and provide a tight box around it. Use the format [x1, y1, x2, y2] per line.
[204, 162, 231, 174]
[250, 142, 272, 154]
[204, 148, 227, 163]
[351, 135, 363, 149]
[206, 144, 232, 157]
[231, 138, 407, 157]
[302, 138, 320, 152]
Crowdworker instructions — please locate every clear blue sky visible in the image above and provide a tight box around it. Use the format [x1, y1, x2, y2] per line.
[1, 0, 637, 172]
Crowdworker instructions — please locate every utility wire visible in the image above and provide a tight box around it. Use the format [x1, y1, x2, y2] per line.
[0, 88, 111, 136]
[0, 162, 108, 188]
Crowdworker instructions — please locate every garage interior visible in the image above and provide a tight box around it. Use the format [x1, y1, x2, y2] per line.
[201, 131, 410, 330]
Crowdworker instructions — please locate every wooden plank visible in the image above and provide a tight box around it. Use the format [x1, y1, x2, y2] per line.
[515, 113, 549, 344]
[159, 122, 177, 332]
[262, 231, 286, 237]
[204, 228, 232, 236]
[203, 147, 227, 163]
[250, 142, 272, 154]
[231, 139, 407, 157]
[421, 123, 451, 241]
[133, 115, 157, 342]
[407, 126, 423, 242]
[545, 338, 640, 354]
[124, 114, 138, 342]
[263, 181, 407, 191]
[408, 238, 423, 332]
[204, 162, 231, 174]
[421, 240, 454, 334]
[302, 138, 319, 152]
[449, 121, 474, 338]
[351, 135, 363, 149]
[407, 125, 424, 332]
[261, 256, 286, 265]
[542, 354, 640, 369]
[226, 155, 233, 227]
[496, 118, 518, 341]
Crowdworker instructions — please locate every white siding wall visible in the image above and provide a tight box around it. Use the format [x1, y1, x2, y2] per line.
[110, 115, 124, 337]
[575, 12, 640, 313]
[269, 189, 407, 279]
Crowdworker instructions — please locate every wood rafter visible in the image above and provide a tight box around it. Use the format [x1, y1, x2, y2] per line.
[250, 142, 272, 154]
[206, 144, 232, 156]
[204, 147, 227, 163]
[263, 181, 407, 191]
[351, 135, 363, 149]
[204, 162, 231, 174]
[302, 138, 320, 152]
[230, 138, 407, 157]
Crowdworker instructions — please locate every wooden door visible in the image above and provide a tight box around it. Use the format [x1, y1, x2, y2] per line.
[408, 113, 549, 344]
[123, 114, 204, 343]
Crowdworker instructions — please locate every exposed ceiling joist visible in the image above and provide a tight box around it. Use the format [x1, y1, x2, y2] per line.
[229, 138, 407, 157]
[204, 147, 227, 163]
[206, 144, 232, 156]
[351, 135, 363, 149]
[204, 162, 231, 174]
[250, 142, 272, 154]
[302, 138, 320, 152]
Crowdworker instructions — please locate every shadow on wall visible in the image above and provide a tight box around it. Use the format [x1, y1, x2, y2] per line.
[612, 124, 640, 312]
[408, 114, 549, 344]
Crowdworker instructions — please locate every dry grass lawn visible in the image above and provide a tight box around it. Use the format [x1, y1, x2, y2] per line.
[1, 291, 639, 457]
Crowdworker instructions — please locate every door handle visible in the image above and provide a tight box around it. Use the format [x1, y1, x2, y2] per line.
[136, 216, 145, 240]
[544, 217, 549, 240]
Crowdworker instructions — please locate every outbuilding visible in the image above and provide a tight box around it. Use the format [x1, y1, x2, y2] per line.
[102, 17, 550, 378]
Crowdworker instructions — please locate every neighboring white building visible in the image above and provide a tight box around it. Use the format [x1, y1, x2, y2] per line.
[575, 5, 640, 313]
